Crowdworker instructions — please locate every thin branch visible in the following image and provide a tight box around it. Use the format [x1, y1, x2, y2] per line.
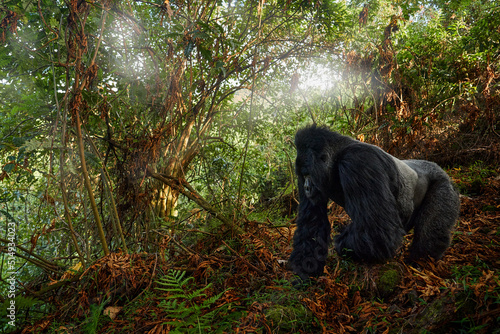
[146, 166, 243, 234]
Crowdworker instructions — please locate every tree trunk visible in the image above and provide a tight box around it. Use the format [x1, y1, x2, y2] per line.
[155, 184, 179, 219]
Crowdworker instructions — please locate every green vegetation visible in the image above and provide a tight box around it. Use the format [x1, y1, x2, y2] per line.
[155, 270, 237, 333]
[0, 0, 499, 332]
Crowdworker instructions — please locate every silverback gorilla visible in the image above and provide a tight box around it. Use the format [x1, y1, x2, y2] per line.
[289, 125, 460, 280]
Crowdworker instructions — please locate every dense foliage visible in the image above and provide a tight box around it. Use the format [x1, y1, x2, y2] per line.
[0, 0, 499, 332]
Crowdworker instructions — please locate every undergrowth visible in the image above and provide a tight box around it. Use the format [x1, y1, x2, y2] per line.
[155, 269, 240, 333]
[14, 172, 500, 333]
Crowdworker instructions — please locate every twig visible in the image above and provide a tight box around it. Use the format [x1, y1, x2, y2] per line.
[220, 240, 272, 280]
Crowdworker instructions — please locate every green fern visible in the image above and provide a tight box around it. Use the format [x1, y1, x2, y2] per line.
[12, 296, 42, 310]
[0, 296, 43, 328]
[82, 297, 109, 334]
[155, 270, 235, 333]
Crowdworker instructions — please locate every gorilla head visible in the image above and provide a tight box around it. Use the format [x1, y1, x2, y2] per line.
[289, 125, 460, 281]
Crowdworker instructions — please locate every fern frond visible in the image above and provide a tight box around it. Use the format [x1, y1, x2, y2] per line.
[155, 269, 194, 293]
[155, 269, 235, 333]
[13, 296, 42, 309]
[201, 288, 228, 308]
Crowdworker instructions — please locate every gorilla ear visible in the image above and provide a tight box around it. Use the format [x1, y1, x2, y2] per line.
[320, 153, 328, 163]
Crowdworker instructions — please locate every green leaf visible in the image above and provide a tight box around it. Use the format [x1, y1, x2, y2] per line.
[198, 45, 212, 62]
[216, 61, 226, 76]
[3, 163, 15, 173]
[184, 40, 195, 58]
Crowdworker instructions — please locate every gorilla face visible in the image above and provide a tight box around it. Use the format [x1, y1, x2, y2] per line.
[303, 175, 314, 198]
[296, 147, 332, 205]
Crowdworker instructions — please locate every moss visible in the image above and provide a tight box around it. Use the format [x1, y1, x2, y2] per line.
[265, 303, 316, 333]
[408, 296, 455, 333]
[377, 265, 400, 297]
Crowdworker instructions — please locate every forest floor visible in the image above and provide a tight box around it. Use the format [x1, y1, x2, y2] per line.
[18, 166, 500, 334]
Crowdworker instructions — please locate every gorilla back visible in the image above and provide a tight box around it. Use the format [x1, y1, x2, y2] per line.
[289, 125, 460, 280]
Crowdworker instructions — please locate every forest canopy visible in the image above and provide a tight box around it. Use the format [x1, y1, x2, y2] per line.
[0, 0, 499, 332]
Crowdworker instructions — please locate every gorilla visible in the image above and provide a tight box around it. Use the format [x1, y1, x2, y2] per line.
[289, 125, 460, 280]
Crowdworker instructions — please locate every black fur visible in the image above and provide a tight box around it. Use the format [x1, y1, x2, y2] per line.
[289, 125, 460, 280]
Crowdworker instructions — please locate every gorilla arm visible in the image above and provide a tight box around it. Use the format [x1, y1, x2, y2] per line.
[333, 145, 408, 262]
[289, 171, 331, 280]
